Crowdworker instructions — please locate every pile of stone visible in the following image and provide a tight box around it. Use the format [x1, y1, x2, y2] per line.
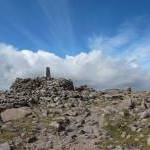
[0, 77, 75, 111]
[0, 70, 150, 149]
[10, 77, 74, 93]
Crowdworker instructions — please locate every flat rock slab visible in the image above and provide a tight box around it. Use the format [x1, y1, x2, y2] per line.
[119, 98, 135, 110]
[0, 142, 10, 150]
[1, 107, 32, 122]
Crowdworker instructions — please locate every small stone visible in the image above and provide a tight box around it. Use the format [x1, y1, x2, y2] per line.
[50, 121, 60, 129]
[13, 137, 22, 146]
[79, 130, 86, 134]
[126, 135, 131, 139]
[139, 134, 144, 138]
[104, 106, 118, 114]
[107, 145, 115, 149]
[137, 128, 141, 132]
[41, 110, 48, 117]
[119, 110, 130, 117]
[115, 145, 123, 150]
[83, 126, 93, 134]
[27, 136, 37, 143]
[121, 132, 126, 138]
[141, 99, 150, 109]
[50, 120, 66, 132]
[147, 136, 150, 146]
[135, 138, 139, 141]
[129, 125, 137, 132]
[66, 124, 78, 132]
[71, 134, 77, 141]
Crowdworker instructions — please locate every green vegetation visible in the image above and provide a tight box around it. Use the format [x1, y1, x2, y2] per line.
[0, 130, 13, 143]
[100, 113, 150, 149]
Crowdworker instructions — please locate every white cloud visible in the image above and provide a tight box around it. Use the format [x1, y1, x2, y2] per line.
[1, 17, 150, 90]
[0, 41, 150, 90]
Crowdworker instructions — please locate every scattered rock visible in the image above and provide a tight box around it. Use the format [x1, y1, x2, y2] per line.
[27, 136, 38, 143]
[141, 99, 150, 109]
[140, 110, 150, 119]
[119, 98, 135, 110]
[50, 121, 60, 130]
[0, 75, 149, 149]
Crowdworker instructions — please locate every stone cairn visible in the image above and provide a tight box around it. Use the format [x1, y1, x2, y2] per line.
[0, 67, 75, 111]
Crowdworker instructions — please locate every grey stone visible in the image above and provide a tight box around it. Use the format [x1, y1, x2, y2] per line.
[83, 126, 94, 134]
[119, 98, 135, 110]
[0, 142, 10, 150]
[1, 107, 32, 122]
[140, 110, 150, 119]
[147, 136, 150, 146]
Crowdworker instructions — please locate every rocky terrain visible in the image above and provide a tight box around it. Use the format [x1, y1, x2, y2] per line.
[0, 76, 150, 150]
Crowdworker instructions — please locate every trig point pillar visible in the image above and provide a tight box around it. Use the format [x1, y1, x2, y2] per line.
[46, 67, 51, 78]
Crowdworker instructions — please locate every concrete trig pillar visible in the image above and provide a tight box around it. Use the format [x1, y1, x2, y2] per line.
[46, 67, 51, 78]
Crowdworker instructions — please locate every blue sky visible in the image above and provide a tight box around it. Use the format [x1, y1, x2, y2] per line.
[0, 0, 150, 89]
[0, 0, 150, 56]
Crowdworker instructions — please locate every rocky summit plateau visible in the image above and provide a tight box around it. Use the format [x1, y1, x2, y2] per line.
[0, 73, 150, 149]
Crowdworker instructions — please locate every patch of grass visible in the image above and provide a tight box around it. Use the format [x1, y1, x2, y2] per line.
[40, 117, 53, 128]
[16, 118, 36, 138]
[100, 113, 150, 149]
[0, 130, 13, 143]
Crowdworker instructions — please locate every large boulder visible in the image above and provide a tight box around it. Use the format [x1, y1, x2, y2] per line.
[119, 98, 135, 110]
[1, 107, 31, 122]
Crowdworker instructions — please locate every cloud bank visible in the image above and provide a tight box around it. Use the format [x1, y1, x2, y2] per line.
[0, 43, 149, 90]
